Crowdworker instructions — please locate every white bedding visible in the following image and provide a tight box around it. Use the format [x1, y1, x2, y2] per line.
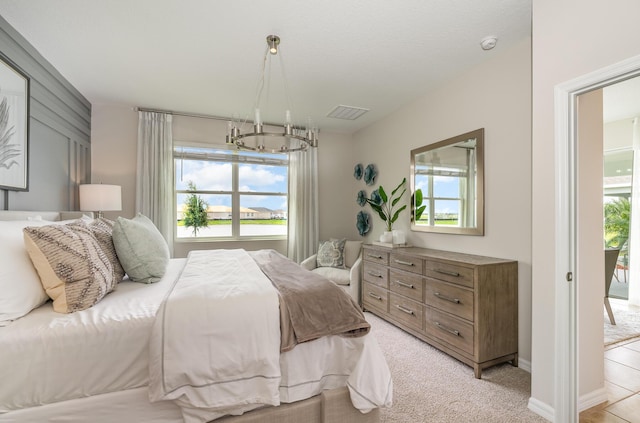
[0, 251, 392, 421]
[149, 250, 282, 421]
[0, 259, 186, 413]
[150, 249, 392, 423]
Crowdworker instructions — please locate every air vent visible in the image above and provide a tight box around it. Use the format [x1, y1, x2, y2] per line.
[326, 105, 370, 120]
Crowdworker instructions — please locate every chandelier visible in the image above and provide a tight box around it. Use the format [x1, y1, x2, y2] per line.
[225, 35, 318, 153]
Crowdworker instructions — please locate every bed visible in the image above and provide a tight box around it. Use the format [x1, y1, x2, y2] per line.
[0, 211, 392, 423]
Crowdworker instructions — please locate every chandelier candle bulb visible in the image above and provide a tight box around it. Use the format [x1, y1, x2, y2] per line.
[254, 108, 261, 126]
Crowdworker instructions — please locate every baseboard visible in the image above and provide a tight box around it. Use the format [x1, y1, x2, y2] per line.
[578, 387, 608, 412]
[528, 397, 554, 422]
[518, 357, 532, 373]
[527, 386, 607, 422]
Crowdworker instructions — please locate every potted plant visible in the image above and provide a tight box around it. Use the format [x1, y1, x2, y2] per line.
[366, 177, 407, 242]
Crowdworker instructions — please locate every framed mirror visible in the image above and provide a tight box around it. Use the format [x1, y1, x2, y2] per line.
[410, 128, 484, 235]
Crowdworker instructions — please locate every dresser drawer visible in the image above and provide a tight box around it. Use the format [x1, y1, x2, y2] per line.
[390, 253, 424, 275]
[424, 279, 474, 321]
[425, 307, 474, 355]
[363, 249, 389, 265]
[363, 282, 388, 313]
[390, 269, 423, 302]
[424, 260, 474, 288]
[389, 293, 423, 332]
[363, 261, 389, 288]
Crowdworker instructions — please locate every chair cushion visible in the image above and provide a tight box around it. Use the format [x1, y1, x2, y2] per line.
[312, 266, 351, 286]
[344, 240, 363, 268]
[316, 239, 346, 268]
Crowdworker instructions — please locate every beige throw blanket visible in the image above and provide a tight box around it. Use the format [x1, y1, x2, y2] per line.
[249, 250, 370, 352]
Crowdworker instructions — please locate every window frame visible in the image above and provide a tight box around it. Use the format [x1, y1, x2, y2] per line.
[173, 141, 289, 242]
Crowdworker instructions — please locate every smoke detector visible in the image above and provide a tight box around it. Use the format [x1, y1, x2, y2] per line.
[480, 36, 498, 51]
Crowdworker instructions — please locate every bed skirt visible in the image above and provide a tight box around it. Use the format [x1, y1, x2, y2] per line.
[0, 386, 380, 423]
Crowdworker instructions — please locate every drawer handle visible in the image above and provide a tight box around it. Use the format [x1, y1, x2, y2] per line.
[434, 321, 460, 337]
[434, 292, 461, 304]
[394, 259, 414, 266]
[396, 304, 415, 315]
[435, 269, 460, 277]
[367, 271, 383, 278]
[368, 292, 382, 301]
[395, 280, 415, 289]
[367, 253, 383, 259]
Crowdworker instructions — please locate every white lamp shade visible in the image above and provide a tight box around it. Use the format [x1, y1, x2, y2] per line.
[79, 184, 122, 212]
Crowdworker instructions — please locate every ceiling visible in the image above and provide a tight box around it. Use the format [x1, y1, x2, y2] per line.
[603, 76, 640, 123]
[0, 0, 532, 134]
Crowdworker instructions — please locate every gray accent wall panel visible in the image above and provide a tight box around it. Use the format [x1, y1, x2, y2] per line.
[0, 15, 91, 211]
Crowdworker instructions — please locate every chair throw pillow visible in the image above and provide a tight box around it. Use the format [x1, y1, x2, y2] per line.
[112, 214, 170, 284]
[23, 222, 118, 313]
[316, 239, 346, 268]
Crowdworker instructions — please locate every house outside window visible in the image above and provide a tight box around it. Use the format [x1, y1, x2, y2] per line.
[174, 144, 288, 240]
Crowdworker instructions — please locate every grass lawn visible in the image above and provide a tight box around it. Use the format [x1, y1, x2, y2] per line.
[178, 219, 287, 226]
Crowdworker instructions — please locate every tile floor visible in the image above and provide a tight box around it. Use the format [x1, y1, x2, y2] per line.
[579, 337, 640, 422]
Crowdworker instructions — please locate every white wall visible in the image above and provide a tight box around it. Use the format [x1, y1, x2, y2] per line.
[531, 0, 640, 416]
[90, 104, 137, 220]
[352, 39, 533, 364]
[91, 106, 357, 258]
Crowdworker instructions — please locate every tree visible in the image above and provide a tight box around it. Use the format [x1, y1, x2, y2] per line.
[604, 197, 630, 248]
[183, 181, 209, 236]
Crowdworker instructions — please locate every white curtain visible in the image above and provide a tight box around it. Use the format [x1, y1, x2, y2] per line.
[136, 111, 174, 256]
[287, 140, 319, 262]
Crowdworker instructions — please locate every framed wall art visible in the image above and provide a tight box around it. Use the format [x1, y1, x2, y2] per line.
[0, 53, 29, 191]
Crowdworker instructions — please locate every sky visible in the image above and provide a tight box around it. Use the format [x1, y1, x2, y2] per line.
[175, 150, 288, 211]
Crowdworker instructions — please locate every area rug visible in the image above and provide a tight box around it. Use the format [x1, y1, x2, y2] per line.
[604, 299, 640, 346]
[365, 312, 546, 422]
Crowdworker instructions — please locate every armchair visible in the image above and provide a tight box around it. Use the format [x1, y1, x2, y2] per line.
[301, 240, 363, 305]
[605, 248, 620, 325]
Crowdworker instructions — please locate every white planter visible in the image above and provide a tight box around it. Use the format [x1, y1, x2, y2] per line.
[380, 231, 393, 243]
[392, 229, 405, 245]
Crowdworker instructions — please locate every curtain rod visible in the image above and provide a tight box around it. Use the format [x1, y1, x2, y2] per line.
[134, 107, 309, 130]
[135, 107, 230, 122]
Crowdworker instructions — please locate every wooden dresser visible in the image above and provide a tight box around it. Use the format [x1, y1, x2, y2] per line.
[362, 244, 518, 378]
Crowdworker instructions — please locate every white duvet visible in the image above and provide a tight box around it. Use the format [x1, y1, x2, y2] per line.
[149, 249, 392, 422]
[148, 249, 282, 421]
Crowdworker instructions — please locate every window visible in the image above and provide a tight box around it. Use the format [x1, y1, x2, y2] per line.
[174, 145, 288, 239]
[415, 166, 469, 227]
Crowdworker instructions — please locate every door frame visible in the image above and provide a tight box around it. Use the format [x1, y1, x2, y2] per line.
[554, 54, 640, 422]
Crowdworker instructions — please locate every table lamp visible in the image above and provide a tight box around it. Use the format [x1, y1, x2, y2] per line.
[79, 184, 122, 218]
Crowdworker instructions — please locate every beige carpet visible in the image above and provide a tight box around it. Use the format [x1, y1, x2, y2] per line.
[604, 298, 640, 346]
[365, 312, 546, 423]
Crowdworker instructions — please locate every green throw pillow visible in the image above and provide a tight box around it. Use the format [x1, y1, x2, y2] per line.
[112, 214, 170, 283]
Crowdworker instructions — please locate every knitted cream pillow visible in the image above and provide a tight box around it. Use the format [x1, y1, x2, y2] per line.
[70, 218, 125, 287]
[23, 222, 117, 313]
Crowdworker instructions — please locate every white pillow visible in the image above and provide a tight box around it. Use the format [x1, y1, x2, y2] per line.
[0, 220, 52, 326]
